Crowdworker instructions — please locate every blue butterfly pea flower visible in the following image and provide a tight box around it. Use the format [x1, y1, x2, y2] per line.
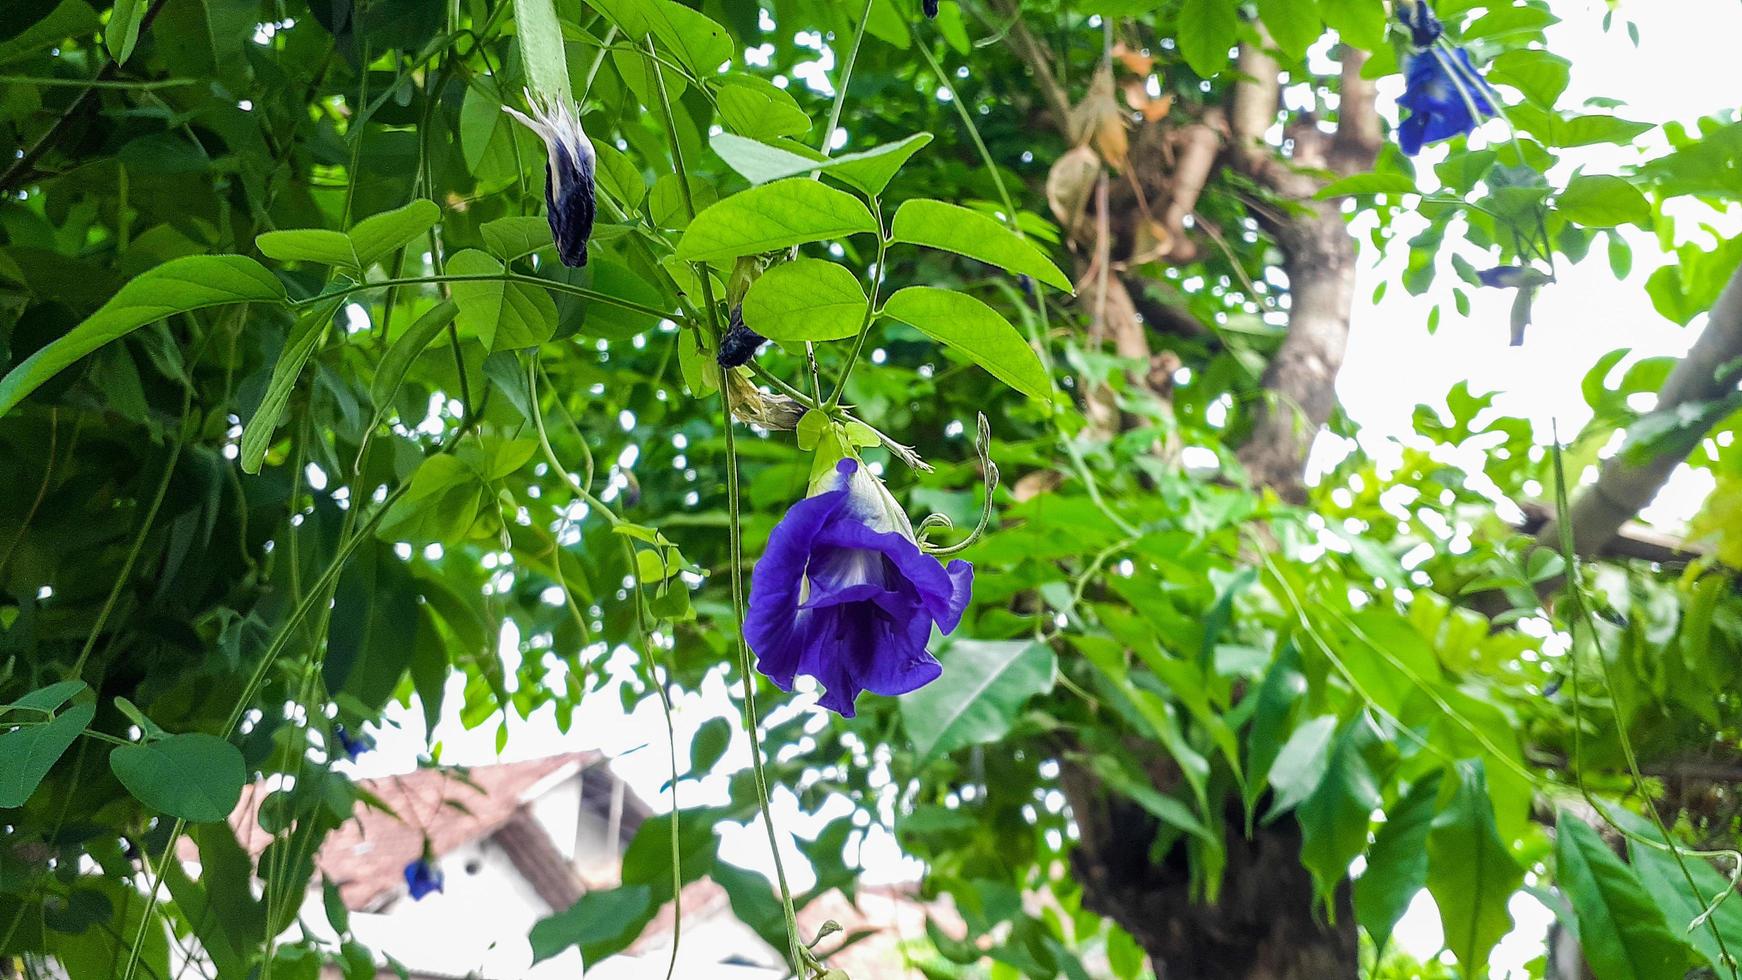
[504, 92, 596, 267]
[333, 725, 372, 760]
[404, 851, 443, 900]
[745, 458, 972, 717]
[1395, 4, 1495, 156]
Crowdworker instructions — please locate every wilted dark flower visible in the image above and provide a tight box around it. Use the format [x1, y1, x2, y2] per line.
[1394, 3, 1494, 156]
[1477, 265, 1550, 290]
[745, 458, 972, 717]
[333, 725, 372, 760]
[718, 305, 768, 368]
[923, 0, 939, 19]
[404, 849, 443, 900]
[504, 92, 596, 267]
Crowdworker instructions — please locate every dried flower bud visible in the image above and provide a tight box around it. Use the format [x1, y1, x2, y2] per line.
[503, 91, 596, 267]
[718, 305, 769, 368]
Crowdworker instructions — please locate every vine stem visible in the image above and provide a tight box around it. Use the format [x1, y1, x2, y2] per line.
[646, 33, 806, 975]
[290, 272, 677, 322]
[1547, 432, 1739, 977]
[826, 205, 887, 406]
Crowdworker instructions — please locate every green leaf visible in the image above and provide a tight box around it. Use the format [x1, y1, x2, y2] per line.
[530, 886, 655, 963]
[325, 546, 422, 711]
[1177, 0, 1239, 77]
[0, 702, 94, 808]
[1487, 49, 1570, 108]
[1623, 815, 1742, 973]
[715, 83, 812, 140]
[740, 258, 867, 342]
[105, 0, 145, 64]
[258, 201, 439, 271]
[1356, 776, 1439, 953]
[709, 133, 934, 196]
[890, 199, 1073, 292]
[587, 0, 732, 77]
[514, 0, 574, 105]
[371, 301, 458, 413]
[688, 717, 731, 774]
[481, 218, 556, 263]
[1555, 815, 1696, 980]
[1296, 718, 1384, 905]
[710, 133, 821, 185]
[240, 295, 344, 474]
[1427, 762, 1523, 974]
[821, 133, 934, 196]
[0, 255, 285, 418]
[1263, 714, 1338, 818]
[675, 178, 877, 263]
[1255, 0, 1321, 60]
[1320, 0, 1385, 49]
[448, 249, 558, 351]
[0, 680, 88, 716]
[881, 286, 1053, 402]
[109, 733, 246, 822]
[1315, 172, 1418, 200]
[1557, 174, 1651, 228]
[347, 200, 441, 270]
[899, 640, 1056, 760]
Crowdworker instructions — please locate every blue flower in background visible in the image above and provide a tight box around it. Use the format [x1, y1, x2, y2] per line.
[1395, 3, 1495, 156]
[333, 725, 372, 760]
[504, 92, 596, 267]
[746, 458, 972, 717]
[404, 850, 443, 900]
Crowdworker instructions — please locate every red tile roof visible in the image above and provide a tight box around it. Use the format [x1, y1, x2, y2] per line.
[190, 752, 616, 910]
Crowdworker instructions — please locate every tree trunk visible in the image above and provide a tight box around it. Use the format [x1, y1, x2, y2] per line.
[1065, 773, 1358, 980]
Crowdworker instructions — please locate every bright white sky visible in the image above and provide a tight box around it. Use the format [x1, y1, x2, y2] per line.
[350, 1, 1742, 974]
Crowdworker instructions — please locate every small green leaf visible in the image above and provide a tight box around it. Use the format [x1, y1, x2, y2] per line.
[881, 286, 1052, 402]
[241, 295, 345, 474]
[0, 680, 88, 716]
[0, 702, 94, 807]
[740, 259, 867, 342]
[256, 229, 358, 268]
[710, 133, 821, 186]
[821, 133, 934, 196]
[1320, 0, 1385, 49]
[1255, 0, 1321, 60]
[1315, 172, 1418, 200]
[1487, 49, 1571, 108]
[900, 640, 1056, 760]
[715, 83, 812, 140]
[688, 717, 731, 774]
[890, 199, 1073, 292]
[347, 199, 441, 270]
[529, 885, 655, 963]
[1356, 776, 1439, 953]
[109, 732, 246, 822]
[1427, 762, 1522, 974]
[372, 301, 458, 413]
[105, 0, 146, 64]
[1557, 174, 1651, 227]
[675, 178, 877, 263]
[1296, 718, 1384, 906]
[0, 255, 285, 418]
[1177, 0, 1239, 77]
[1556, 815, 1696, 980]
[448, 249, 558, 351]
[587, 0, 732, 77]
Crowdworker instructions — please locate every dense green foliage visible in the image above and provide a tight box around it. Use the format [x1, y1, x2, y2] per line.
[1, 0, 1739, 978]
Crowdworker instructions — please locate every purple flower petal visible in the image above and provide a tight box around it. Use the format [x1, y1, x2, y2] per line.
[745, 458, 973, 716]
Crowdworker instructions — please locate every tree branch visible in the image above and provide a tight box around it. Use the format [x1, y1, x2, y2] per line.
[1540, 256, 1742, 558]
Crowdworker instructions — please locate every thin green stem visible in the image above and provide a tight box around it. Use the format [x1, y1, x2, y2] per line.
[290, 272, 676, 322]
[827, 210, 887, 407]
[0, 74, 197, 89]
[816, 0, 876, 161]
[647, 31, 804, 974]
